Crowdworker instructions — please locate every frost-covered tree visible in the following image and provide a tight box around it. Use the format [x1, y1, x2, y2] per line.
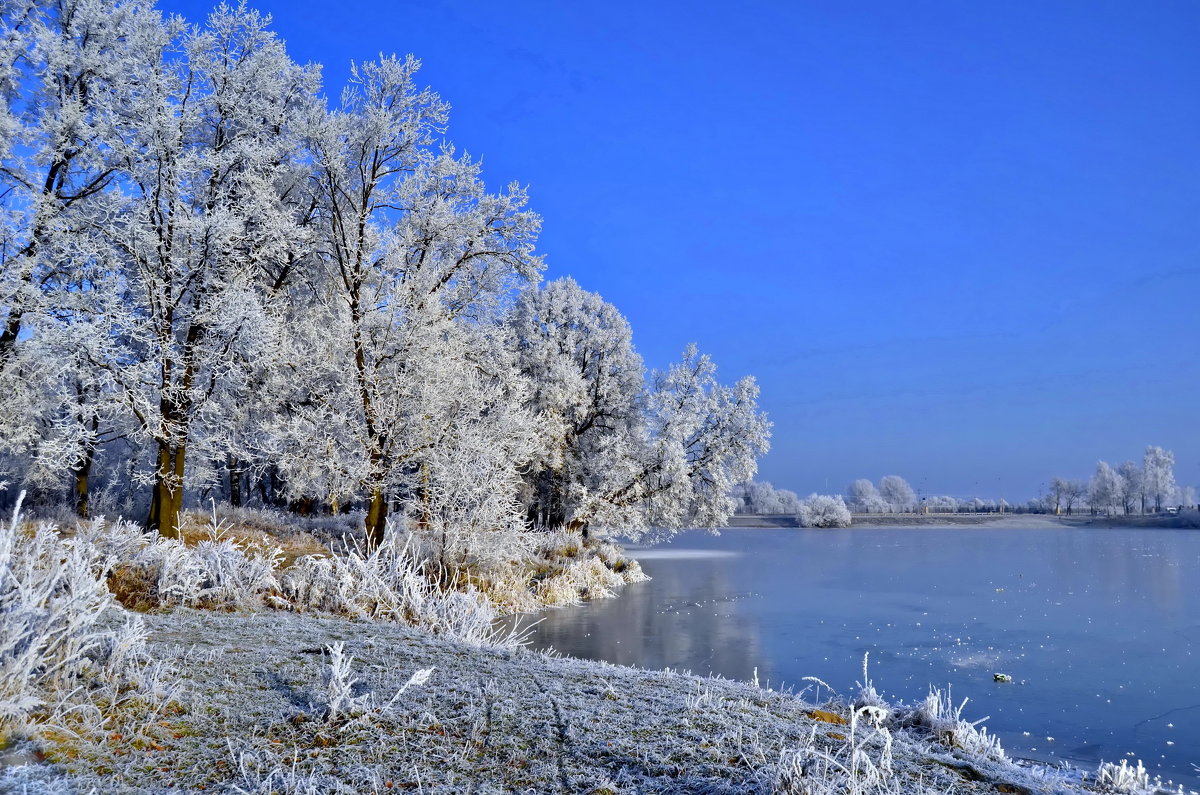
[0, 0, 162, 496]
[511, 277, 645, 530]
[0, 0, 774, 553]
[731, 480, 800, 514]
[846, 478, 888, 513]
[295, 54, 543, 545]
[1142, 446, 1175, 513]
[77, 5, 320, 537]
[0, 0, 154, 366]
[1171, 485, 1196, 509]
[575, 344, 770, 535]
[1048, 477, 1086, 515]
[512, 280, 769, 538]
[925, 495, 959, 513]
[1116, 461, 1142, 515]
[797, 494, 851, 528]
[878, 475, 915, 512]
[1088, 461, 1120, 516]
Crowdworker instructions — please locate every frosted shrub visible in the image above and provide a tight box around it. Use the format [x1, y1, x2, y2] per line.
[798, 494, 852, 528]
[322, 642, 370, 723]
[853, 653, 891, 727]
[775, 715, 909, 795]
[0, 493, 115, 734]
[190, 535, 281, 606]
[77, 514, 282, 609]
[321, 641, 434, 727]
[278, 529, 504, 646]
[1095, 759, 1151, 793]
[520, 528, 647, 609]
[89, 615, 151, 685]
[911, 686, 1005, 760]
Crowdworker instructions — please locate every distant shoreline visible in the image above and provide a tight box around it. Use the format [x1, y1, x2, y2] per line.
[725, 511, 1200, 529]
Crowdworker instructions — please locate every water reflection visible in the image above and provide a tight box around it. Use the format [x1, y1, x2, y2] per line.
[529, 547, 769, 682]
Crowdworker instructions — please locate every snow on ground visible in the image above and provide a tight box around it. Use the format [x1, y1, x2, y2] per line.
[0, 608, 1143, 794]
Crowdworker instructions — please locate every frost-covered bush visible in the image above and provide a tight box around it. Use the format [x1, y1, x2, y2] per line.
[74, 514, 282, 609]
[774, 722, 903, 795]
[277, 530, 504, 645]
[797, 494, 852, 528]
[527, 529, 647, 606]
[0, 493, 115, 734]
[320, 641, 433, 726]
[1095, 759, 1151, 793]
[910, 686, 1005, 760]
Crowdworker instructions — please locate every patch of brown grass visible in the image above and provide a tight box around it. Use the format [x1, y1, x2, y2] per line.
[175, 511, 329, 568]
[105, 563, 158, 612]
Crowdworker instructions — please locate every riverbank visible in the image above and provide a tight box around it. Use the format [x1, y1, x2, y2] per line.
[728, 511, 1200, 530]
[0, 608, 1142, 794]
[727, 513, 1061, 528]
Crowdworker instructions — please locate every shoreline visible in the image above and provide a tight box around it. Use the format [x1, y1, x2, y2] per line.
[726, 512, 1200, 529]
[0, 608, 1133, 794]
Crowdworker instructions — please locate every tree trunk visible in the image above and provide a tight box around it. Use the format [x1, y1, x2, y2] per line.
[0, 310, 22, 368]
[566, 517, 589, 540]
[365, 488, 388, 548]
[257, 470, 271, 505]
[71, 413, 99, 519]
[147, 441, 185, 538]
[72, 453, 93, 519]
[228, 455, 243, 507]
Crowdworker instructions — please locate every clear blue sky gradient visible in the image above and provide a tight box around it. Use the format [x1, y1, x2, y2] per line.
[160, 0, 1200, 501]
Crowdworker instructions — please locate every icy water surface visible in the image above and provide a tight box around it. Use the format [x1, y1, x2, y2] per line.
[522, 526, 1200, 788]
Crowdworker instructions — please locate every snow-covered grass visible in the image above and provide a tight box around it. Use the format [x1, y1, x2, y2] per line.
[1, 497, 635, 747]
[0, 608, 1142, 794]
[8, 500, 645, 650]
[1095, 759, 1152, 793]
[0, 493, 115, 737]
[910, 685, 1006, 760]
[774, 716, 909, 795]
[1, 500, 1169, 794]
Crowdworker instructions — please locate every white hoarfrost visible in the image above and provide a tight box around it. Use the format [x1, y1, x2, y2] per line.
[512, 278, 771, 539]
[0, 493, 113, 730]
[798, 493, 852, 528]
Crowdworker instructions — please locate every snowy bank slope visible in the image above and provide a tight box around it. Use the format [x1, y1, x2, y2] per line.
[1, 609, 1142, 794]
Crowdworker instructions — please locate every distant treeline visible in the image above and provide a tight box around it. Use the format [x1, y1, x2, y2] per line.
[739, 447, 1198, 518]
[1044, 445, 1194, 516]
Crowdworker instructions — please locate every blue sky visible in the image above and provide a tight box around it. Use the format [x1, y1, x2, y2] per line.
[162, 0, 1200, 500]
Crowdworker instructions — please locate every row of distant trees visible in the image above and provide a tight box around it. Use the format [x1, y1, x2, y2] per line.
[738, 443, 1193, 520]
[847, 476, 1011, 514]
[1046, 445, 1193, 516]
[0, 0, 771, 544]
[731, 481, 801, 514]
[735, 476, 1011, 515]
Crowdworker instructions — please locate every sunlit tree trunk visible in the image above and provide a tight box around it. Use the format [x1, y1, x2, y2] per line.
[365, 487, 388, 548]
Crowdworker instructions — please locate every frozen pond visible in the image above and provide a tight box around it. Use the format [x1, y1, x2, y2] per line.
[519, 526, 1200, 789]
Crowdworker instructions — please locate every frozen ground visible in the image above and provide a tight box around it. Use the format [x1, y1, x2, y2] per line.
[0, 608, 1146, 794]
